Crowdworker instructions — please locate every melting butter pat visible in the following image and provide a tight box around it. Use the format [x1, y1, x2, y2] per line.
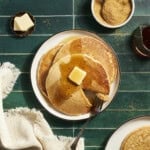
[68, 66, 87, 85]
[14, 13, 34, 31]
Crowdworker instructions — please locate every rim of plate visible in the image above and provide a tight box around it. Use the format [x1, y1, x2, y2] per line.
[105, 115, 150, 150]
[30, 29, 120, 121]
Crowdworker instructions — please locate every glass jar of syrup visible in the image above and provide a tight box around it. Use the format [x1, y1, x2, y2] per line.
[132, 25, 150, 58]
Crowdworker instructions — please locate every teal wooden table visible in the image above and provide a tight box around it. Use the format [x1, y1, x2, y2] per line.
[1, 0, 150, 149]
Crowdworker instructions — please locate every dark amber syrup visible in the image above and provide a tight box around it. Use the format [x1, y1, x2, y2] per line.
[142, 26, 150, 49]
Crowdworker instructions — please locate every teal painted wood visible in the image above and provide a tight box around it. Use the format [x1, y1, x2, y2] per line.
[74, 0, 91, 15]
[0, 0, 150, 150]
[75, 16, 150, 34]
[0, 36, 48, 53]
[0, 0, 72, 15]
[0, 17, 73, 34]
[121, 73, 150, 90]
[0, 35, 132, 53]
[74, 0, 150, 16]
[134, 0, 150, 16]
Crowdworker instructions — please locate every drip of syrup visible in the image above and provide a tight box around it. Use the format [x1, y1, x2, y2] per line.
[142, 26, 150, 49]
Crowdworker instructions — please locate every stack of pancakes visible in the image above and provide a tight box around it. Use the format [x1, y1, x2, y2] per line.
[37, 35, 118, 115]
[121, 126, 150, 150]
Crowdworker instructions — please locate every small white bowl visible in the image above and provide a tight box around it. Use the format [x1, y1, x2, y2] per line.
[91, 0, 135, 28]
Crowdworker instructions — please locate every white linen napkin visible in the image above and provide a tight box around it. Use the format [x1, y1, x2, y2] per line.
[0, 62, 84, 150]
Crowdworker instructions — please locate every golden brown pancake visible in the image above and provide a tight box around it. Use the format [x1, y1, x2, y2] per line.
[37, 44, 63, 97]
[37, 35, 118, 115]
[52, 36, 118, 101]
[121, 126, 150, 150]
[53, 36, 118, 84]
[37, 36, 81, 97]
[45, 54, 109, 115]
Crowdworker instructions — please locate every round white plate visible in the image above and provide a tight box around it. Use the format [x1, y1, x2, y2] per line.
[105, 116, 150, 150]
[30, 30, 120, 120]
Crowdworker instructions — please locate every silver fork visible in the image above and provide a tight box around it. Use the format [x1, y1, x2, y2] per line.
[70, 98, 104, 150]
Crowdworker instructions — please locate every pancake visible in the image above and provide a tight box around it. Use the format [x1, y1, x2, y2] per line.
[45, 54, 109, 115]
[37, 44, 63, 97]
[121, 126, 150, 150]
[52, 36, 118, 101]
[53, 36, 118, 84]
[37, 36, 81, 97]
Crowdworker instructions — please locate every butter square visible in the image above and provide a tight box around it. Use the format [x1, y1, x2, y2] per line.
[68, 66, 87, 85]
[13, 20, 19, 31]
[14, 13, 34, 31]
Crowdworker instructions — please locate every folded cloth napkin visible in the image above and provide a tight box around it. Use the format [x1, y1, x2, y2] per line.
[0, 62, 84, 150]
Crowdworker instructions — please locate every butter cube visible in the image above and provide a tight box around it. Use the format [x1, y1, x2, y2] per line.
[14, 13, 34, 31]
[13, 20, 19, 31]
[68, 66, 87, 85]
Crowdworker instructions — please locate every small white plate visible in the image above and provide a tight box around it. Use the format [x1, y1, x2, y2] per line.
[105, 116, 150, 150]
[30, 30, 120, 120]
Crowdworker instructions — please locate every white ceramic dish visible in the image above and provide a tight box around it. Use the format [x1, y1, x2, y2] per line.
[91, 0, 135, 28]
[30, 30, 120, 120]
[105, 116, 150, 150]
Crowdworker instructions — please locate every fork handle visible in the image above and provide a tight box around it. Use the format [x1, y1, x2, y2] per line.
[71, 116, 92, 150]
[71, 100, 103, 150]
